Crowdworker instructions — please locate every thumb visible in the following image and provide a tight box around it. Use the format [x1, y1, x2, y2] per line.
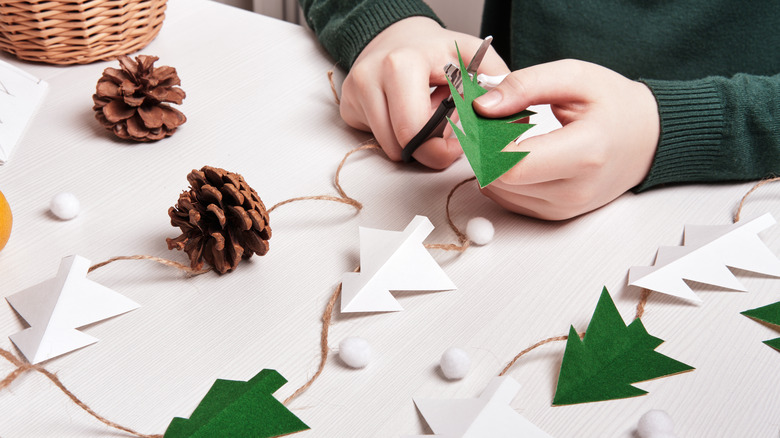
[473, 59, 592, 118]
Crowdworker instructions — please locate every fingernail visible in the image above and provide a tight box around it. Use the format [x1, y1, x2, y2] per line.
[475, 90, 502, 108]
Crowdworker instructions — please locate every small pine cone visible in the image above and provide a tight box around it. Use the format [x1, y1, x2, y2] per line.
[92, 55, 186, 141]
[166, 166, 271, 274]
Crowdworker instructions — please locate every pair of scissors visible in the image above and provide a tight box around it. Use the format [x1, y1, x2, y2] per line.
[401, 36, 494, 163]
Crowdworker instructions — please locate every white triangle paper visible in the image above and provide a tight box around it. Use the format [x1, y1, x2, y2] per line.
[341, 216, 456, 313]
[403, 376, 552, 438]
[628, 213, 780, 302]
[6, 255, 140, 364]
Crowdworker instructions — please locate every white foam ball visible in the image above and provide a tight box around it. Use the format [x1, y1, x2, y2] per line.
[466, 217, 494, 245]
[440, 347, 470, 380]
[637, 410, 675, 438]
[50, 192, 80, 220]
[339, 336, 371, 369]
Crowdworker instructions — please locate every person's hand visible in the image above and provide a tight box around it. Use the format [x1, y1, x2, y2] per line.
[340, 17, 509, 169]
[473, 59, 660, 220]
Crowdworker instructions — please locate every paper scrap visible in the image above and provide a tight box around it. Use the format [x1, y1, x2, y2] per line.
[164, 369, 309, 438]
[0, 60, 48, 164]
[447, 45, 535, 188]
[553, 287, 694, 406]
[5, 255, 140, 364]
[741, 301, 780, 351]
[404, 376, 552, 438]
[628, 213, 780, 302]
[341, 215, 456, 313]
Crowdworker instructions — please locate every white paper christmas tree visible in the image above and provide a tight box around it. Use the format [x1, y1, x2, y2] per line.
[341, 215, 456, 313]
[6, 255, 140, 364]
[629, 213, 780, 302]
[404, 376, 552, 438]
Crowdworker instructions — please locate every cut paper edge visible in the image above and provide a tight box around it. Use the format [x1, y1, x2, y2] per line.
[340, 216, 456, 313]
[6, 255, 140, 364]
[628, 213, 780, 302]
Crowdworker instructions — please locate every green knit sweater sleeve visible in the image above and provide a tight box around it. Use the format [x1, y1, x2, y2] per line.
[298, 0, 442, 70]
[636, 74, 780, 191]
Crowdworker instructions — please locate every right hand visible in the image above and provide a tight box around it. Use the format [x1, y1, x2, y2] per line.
[340, 17, 509, 169]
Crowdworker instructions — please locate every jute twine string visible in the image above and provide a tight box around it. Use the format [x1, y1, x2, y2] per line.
[0, 140, 475, 436]
[0, 348, 163, 438]
[283, 174, 478, 405]
[733, 176, 780, 223]
[496, 176, 780, 377]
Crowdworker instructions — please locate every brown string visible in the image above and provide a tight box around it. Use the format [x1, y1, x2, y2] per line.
[635, 288, 651, 320]
[88, 254, 211, 275]
[733, 176, 780, 223]
[327, 69, 340, 105]
[283, 266, 355, 405]
[283, 174, 477, 405]
[498, 333, 583, 377]
[268, 141, 378, 214]
[424, 176, 475, 252]
[0, 348, 162, 438]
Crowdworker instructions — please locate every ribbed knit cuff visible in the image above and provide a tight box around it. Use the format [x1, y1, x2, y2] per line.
[634, 79, 726, 192]
[333, 0, 442, 69]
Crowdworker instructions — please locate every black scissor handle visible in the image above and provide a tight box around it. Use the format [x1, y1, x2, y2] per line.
[401, 97, 457, 163]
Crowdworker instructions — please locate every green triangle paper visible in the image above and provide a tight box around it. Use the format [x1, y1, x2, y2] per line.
[446, 44, 535, 188]
[164, 369, 309, 438]
[552, 287, 694, 406]
[741, 301, 780, 351]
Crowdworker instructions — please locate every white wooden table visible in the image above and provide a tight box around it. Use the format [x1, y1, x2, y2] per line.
[1, 1, 778, 436]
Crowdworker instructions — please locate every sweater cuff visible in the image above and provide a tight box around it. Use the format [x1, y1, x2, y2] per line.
[634, 79, 726, 192]
[333, 1, 442, 69]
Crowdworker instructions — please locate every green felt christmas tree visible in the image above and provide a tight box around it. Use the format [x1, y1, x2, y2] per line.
[741, 301, 780, 351]
[552, 287, 694, 406]
[446, 44, 535, 188]
[164, 369, 309, 438]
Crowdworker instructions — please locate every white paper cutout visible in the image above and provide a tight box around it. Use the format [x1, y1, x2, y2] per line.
[628, 213, 780, 302]
[6, 255, 140, 364]
[0, 60, 48, 164]
[403, 376, 553, 438]
[340, 215, 456, 313]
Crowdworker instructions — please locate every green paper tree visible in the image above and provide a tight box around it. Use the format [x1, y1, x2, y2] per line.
[446, 44, 535, 188]
[164, 369, 309, 438]
[553, 287, 694, 406]
[741, 301, 780, 351]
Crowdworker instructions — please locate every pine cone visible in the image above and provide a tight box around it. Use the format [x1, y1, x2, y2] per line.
[92, 55, 186, 141]
[166, 166, 271, 274]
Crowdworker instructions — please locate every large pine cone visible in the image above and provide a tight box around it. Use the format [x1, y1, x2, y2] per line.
[167, 166, 271, 274]
[92, 55, 186, 141]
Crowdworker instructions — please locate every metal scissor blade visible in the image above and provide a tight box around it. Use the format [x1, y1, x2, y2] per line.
[465, 35, 493, 75]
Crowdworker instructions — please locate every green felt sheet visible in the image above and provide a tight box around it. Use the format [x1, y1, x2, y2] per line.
[446, 44, 534, 188]
[164, 369, 309, 438]
[552, 287, 694, 406]
[741, 301, 780, 352]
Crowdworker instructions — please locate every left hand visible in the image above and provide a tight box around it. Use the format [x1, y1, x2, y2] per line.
[472, 59, 661, 220]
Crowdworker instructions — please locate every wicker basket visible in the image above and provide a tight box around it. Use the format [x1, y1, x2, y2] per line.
[0, 0, 167, 65]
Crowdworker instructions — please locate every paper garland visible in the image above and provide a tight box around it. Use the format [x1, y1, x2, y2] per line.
[553, 287, 693, 405]
[628, 213, 780, 302]
[340, 215, 456, 313]
[165, 369, 309, 438]
[5, 255, 140, 364]
[405, 376, 552, 438]
[741, 301, 780, 351]
[446, 45, 535, 188]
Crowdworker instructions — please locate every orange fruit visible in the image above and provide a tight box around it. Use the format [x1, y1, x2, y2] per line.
[0, 190, 12, 252]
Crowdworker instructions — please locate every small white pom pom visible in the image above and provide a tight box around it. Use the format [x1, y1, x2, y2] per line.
[50, 192, 80, 220]
[637, 410, 675, 438]
[440, 347, 470, 380]
[466, 217, 494, 245]
[339, 336, 371, 369]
